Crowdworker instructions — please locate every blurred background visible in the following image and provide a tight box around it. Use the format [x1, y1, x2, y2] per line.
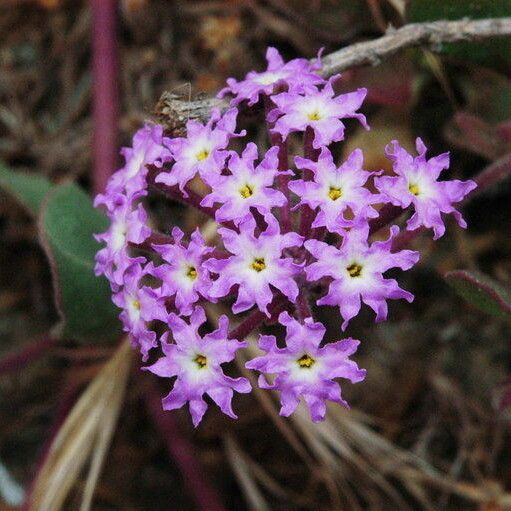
[1, 0, 511, 510]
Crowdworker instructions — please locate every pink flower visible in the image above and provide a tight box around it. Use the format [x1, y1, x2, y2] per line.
[156, 108, 244, 194]
[96, 124, 169, 203]
[375, 138, 477, 239]
[112, 263, 167, 360]
[147, 227, 215, 315]
[201, 143, 289, 225]
[246, 312, 366, 422]
[145, 307, 251, 427]
[205, 216, 303, 316]
[269, 76, 368, 149]
[305, 223, 419, 329]
[289, 147, 380, 233]
[219, 47, 324, 106]
[94, 192, 150, 289]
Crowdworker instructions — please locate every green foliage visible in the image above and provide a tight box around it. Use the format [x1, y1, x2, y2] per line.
[409, 0, 511, 66]
[445, 269, 511, 319]
[0, 163, 53, 216]
[0, 162, 121, 343]
[39, 183, 121, 342]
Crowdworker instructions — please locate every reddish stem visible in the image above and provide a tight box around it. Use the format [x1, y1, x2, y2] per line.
[0, 337, 56, 374]
[265, 98, 291, 232]
[299, 127, 319, 237]
[276, 139, 291, 232]
[228, 295, 289, 340]
[91, 0, 119, 195]
[144, 380, 228, 511]
[296, 290, 313, 320]
[369, 204, 404, 235]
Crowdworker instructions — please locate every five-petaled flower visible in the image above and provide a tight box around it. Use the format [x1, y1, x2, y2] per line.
[112, 263, 167, 360]
[201, 143, 289, 225]
[375, 138, 477, 239]
[219, 47, 324, 106]
[304, 223, 420, 329]
[145, 307, 251, 426]
[269, 76, 368, 149]
[156, 108, 244, 194]
[290, 147, 380, 233]
[205, 216, 303, 316]
[246, 312, 366, 422]
[147, 227, 215, 316]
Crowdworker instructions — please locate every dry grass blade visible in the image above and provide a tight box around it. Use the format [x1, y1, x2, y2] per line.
[29, 338, 132, 511]
[224, 434, 271, 511]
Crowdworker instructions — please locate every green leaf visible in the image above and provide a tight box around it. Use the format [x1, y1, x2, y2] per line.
[0, 162, 54, 216]
[408, 0, 511, 67]
[39, 182, 121, 343]
[445, 269, 511, 319]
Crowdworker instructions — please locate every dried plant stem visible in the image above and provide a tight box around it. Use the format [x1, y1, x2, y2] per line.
[156, 17, 511, 122]
[321, 18, 511, 76]
[28, 339, 132, 511]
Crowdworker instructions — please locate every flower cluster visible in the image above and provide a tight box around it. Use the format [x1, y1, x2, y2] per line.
[95, 48, 476, 425]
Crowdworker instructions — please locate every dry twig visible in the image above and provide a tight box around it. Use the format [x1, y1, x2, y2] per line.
[155, 17, 511, 130]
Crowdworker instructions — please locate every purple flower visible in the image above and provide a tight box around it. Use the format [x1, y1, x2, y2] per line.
[155, 108, 244, 195]
[201, 143, 289, 225]
[112, 263, 167, 360]
[147, 227, 214, 315]
[289, 147, 380, 233]
[205, 215, 303, 316]
[304, 223, 419, 329]
[96, 124, 169, 203]
[375, 138, 477, 239]
[269, 76, 368, 149]
[94, 193, 150, 289]
[246, 312, 365, 422]
[145, 307, 251, 427]
[219, 47, 324, 106]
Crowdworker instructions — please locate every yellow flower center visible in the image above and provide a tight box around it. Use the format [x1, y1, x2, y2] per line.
[328, 186, 342, 201]
[239, 184, 253, 198]
[346, 263, 363, 278]
[251, 257, 266, 272]
[196, 149, 210, 161]
[408, 183, 420, 196]
[194, 354, 207, 368]
[186, 266, 198, 280]
[307, 111, 321, 121]
[132, 299, 141, 310]
[297, 354, 315, 368]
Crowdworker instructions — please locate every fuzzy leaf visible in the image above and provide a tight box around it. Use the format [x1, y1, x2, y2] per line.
[39, 182, 121, 342]
[445, 269, 511, 318]
[0, 162, 53, 216]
